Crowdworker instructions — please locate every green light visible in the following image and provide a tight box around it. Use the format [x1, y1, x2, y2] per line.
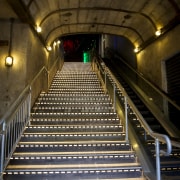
[83, 52, 90, 63]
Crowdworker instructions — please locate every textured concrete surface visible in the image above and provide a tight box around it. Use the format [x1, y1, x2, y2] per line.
[0, 0, 179, 118]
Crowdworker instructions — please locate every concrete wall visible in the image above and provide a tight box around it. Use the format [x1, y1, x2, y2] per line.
[104, 34, 137, 69]
[0, 20, 62, 118]
[137, 25, 180, 92]
[103, 25, 180, 92]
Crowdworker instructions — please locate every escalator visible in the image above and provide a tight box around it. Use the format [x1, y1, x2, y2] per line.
[102, 57, 180, 179]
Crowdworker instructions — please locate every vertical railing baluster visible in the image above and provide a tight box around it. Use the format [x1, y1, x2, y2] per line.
[0, 89, 31, 175]
[124, 96, 129, 142]
[104, 70, 107, 93]
[113, 83, 116, 109]
[155, 138, 161, 180]
[0, 122, 6, 174]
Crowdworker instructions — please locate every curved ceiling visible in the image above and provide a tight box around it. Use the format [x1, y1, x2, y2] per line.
[3, 0, 180, 49]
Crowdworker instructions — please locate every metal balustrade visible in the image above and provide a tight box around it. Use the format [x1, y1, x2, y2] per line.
[92, 57, 173, 180]
[0, 87, 31, 176]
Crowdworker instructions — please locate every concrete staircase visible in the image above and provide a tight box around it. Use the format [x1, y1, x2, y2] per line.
[3, 62, 146, 180]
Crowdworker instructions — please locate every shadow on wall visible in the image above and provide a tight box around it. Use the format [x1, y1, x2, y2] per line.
[104, 35, 137, 69]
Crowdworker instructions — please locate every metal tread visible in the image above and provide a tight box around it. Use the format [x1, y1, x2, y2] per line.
[6, 162, 142, 171]
[18, 140, 129, 145]
[12, 150, 136, 157]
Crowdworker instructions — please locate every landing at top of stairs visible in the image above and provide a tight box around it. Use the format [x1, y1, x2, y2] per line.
[62, 62, 92, 72]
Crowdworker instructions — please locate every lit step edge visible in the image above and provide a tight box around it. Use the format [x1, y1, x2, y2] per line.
[18, 140, 128, 145]
[13, 150, 135, 157]
[59, 179, 146, 180]
[31, 112, 117, 115]
[30, 118, 119, 121]
[26, 125, 122, 128]
[23, 132, 124, 135]
[6, 162, 142, 171]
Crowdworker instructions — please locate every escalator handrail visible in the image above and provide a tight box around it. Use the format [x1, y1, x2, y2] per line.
[94, 57, 173, 156]
[104, 48, 180, 111]
[107, 66, 172, 155]
[94, 53, 180, 147]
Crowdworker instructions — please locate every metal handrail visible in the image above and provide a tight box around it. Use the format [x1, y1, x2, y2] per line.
[0, 90, 31, 175]
[0, 66, 48, 176]
[0, 86, 31, 125]
[105, 48, 180, 111]
[92, 57, 172, 180]
[31, 66, 48, 87]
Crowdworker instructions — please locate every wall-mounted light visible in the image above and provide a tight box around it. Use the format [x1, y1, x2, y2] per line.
[5, 56, 13, 67]
[155, 29, 161, 36]
[46, 45, 52, 51]
[53, 41, 57, 46]
[134, 47, 140, 53]
[36, 26, 42, 33]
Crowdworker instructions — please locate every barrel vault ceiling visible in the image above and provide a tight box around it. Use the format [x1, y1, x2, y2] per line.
[1, 0, 180, 49]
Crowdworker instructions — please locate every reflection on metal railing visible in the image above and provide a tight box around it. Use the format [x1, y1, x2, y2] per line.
[92, 56, 172, 180]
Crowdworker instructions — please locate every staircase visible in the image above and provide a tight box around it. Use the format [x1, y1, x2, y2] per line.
[3, 62, 146, 180]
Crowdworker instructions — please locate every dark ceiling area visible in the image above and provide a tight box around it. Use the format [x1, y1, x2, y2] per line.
[61, 34, 100, 62]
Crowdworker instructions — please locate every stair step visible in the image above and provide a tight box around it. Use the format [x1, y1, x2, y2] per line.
[25, 125, 123, 133]
[34, 102, 112, 107]
[17, 140, 129, 145]
[9, 152, 137, 165]
[12, 150, 136, 157]
[33, 107, 114, 113]
[30, 118, 120, 125]
[48, 89, 105, 93]
[31, 112, 118, 119]
[3, 174, 145, 180]
[15, 141, 131, 152]
[21, 132, 125, 141]
[6, 162, 142, 171]
[39, 95, 109, 99]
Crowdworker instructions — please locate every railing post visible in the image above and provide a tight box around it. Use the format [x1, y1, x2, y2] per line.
[155, 138, 161, 180]
[144, 130, 147, 141]
[113, 83, 116, 109]
[28, 88, 31, 126]
[0, 122, 6, 175]
[104, 70, 107, 93]
[124, 96, 129, 142]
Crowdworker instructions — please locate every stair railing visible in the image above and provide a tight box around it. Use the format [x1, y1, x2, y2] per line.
[92, 57, 172, 180]
[0, 86, 31, 177]
[0, 66, 48, 177]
